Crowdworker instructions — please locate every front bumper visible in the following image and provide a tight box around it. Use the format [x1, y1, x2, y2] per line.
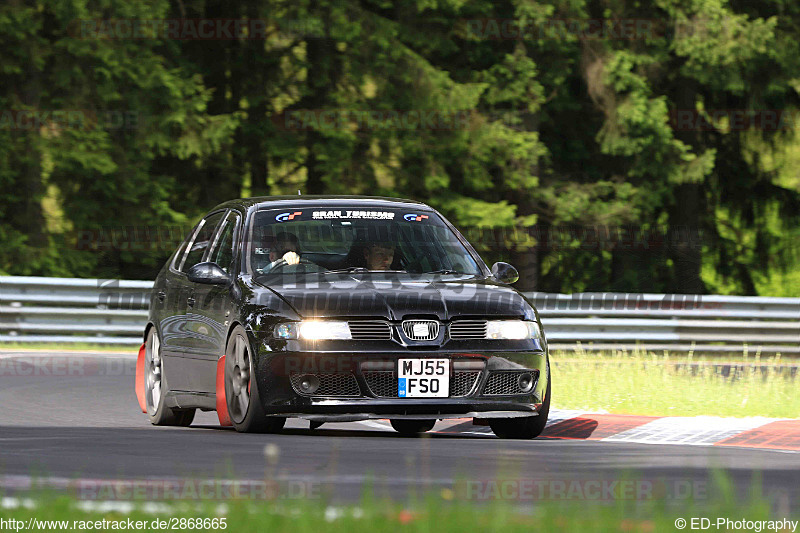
[252, 347, 549, 420]
[280, 411, 538, 423]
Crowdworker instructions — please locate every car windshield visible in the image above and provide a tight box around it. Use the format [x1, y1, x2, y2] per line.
[245, 207, 484, 278]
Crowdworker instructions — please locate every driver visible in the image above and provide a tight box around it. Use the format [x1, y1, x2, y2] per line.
[259, 232, 300, 272]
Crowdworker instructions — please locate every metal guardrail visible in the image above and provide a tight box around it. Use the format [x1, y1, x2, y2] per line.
[0, 277, 151, 345]
[526, 292, 800, 353]
[1, 276, 798, 353]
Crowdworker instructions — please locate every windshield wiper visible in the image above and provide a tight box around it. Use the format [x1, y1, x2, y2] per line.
[323, 267, 369, 274]
[323, 268, 409, 274]
[423, 269, 461, 275]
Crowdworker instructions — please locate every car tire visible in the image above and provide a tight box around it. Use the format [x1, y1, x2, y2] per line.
[144, 328, 196, 427]
[489, 372, 551, 439]
[390, 419, 436, 436]
[225, 325, 286, 433]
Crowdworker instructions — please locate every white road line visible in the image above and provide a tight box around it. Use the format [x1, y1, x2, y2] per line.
[603, 416, 779, 446]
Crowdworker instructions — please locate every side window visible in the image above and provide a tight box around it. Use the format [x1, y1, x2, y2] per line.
[208, 212, 239, 273]
[170, 240, 188, 271]
[179, 211, 226, 273]
[171, 223, 199, 271]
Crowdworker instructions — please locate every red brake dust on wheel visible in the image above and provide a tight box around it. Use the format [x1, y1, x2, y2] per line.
[135, 342, 146, 413]
[216, 355, 232, 427]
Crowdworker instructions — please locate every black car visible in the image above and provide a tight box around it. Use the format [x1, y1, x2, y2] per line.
[135, 196, 551, 438]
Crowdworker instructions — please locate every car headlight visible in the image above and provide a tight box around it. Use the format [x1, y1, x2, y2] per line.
[273, 322, 298, 339]
[273, 321, 352, 340]
[485, 320, 541, 340]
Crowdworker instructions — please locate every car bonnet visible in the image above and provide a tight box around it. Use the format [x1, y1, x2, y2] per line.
[257, 275, 534, 320]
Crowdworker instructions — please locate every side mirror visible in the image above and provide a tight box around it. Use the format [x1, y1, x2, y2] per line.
[187, 262, 231, 285]
[491, 262, 519, 284]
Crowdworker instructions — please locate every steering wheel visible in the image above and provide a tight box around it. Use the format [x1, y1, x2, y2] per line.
[263, 257, 318, 273]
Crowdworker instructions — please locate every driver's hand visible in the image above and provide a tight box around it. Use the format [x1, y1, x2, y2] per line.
[282, 251, 300, 265]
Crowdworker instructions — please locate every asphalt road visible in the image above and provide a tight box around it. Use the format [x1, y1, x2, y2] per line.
[0, 351, 797, 511]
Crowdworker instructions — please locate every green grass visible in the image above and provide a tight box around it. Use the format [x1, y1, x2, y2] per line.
[551, 346, 800, 418]
[0, 474, 793, 533]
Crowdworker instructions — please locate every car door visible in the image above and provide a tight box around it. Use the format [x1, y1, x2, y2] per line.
[183, 210, 241, 393]
[158, 221, 202, 363]
[167, 210, 227, 393]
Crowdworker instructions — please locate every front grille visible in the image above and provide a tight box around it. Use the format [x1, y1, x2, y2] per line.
[402, 320, 440, 340]
[363, 369, 481, 398]
[348, 321, 392, 340]
[451, 370, 481, 397]
[482, 370, 538, 396]
[363, 370, 397, 397]
[290, 373, 361, 397]
[449, 320, 487, 339]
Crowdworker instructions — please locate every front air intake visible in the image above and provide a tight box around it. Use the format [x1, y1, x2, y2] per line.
[347, 321, 392, 340]
[482, 370, 539, 396]
[289, 373, 361, 397]
[449, 320, 488, 339]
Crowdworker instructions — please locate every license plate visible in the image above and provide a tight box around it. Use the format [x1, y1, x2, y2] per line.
[397, 359, 449, 398]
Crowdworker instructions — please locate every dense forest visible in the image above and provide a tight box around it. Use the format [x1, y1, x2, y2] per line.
[2, 0, 799, 295]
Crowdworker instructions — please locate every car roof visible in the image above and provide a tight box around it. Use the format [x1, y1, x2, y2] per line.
[211, 195, 435, 214]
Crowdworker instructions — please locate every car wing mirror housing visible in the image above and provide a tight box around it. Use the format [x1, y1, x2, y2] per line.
[187, 262, 231, 285]
[491, 262, 519, 284]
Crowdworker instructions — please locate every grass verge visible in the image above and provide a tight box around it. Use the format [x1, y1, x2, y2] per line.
[551, 346, 800, 418]
[0, 474, 793, 533]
